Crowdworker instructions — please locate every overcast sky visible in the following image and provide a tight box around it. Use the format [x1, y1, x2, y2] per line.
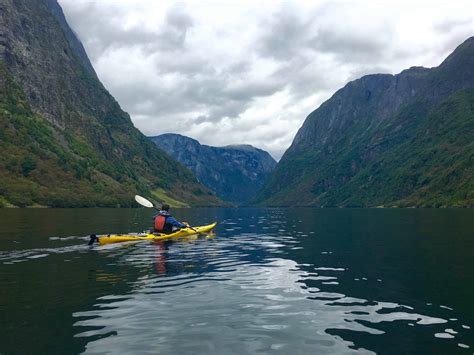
[58, 0, 473, 160]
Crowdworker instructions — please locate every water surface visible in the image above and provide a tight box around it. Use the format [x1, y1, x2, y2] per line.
[0, 208, 473, 354]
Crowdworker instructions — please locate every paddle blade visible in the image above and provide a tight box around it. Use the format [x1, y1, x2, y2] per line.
[135, 195, 154, 208]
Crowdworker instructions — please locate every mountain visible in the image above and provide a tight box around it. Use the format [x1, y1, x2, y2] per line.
[0, 0, 223, 207]
[255, 37, 474, 208]
[150, 134, 277, 204]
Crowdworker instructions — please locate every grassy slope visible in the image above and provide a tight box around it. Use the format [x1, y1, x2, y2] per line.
[0, 65, 223, 207]
[256, 89, 474, 207]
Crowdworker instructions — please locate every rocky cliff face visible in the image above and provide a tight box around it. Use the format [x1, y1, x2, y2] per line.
[0, 0, 222, 207]
[255, 37, 474, 207]
[150, 134, 277, 204]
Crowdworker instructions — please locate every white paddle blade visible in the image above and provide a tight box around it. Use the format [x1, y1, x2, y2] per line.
[135, 195, 154, 208]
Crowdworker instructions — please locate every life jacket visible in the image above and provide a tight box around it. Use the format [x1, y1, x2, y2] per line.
[154, 215, 166, 232]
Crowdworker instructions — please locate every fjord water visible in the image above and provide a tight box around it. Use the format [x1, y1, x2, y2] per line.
[0, 209, 472, 354]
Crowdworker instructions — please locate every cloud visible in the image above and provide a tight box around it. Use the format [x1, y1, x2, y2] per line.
[59, 0, 474, 160]
[434, 17, 473, 34]
[153, 7, 194, 51]
[257, 5, 314, 61]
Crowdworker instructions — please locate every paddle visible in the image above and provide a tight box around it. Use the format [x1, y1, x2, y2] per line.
[135, 195, 156, 209]
[134, 195, 197, 232]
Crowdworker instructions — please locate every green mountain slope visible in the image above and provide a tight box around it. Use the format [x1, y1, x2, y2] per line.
[255, 37, 474, 208]
[0, 0, 222, 207]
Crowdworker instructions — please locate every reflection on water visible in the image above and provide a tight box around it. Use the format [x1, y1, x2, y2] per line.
[72, 235, 462, 354]
[0, 208, 473, 354]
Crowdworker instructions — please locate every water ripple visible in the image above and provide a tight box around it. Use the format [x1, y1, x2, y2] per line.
[65, 232, 473, 354]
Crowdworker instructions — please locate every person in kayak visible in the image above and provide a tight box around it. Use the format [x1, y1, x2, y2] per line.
[153, 203, 189, 234]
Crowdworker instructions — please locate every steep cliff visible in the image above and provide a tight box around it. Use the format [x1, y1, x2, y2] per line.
[0, 0, 222, 207]
[150, 134, 276, 204]
[255, 37, 474, 207]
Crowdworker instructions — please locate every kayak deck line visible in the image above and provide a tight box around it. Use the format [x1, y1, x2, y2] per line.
[88, 222, 217, 246]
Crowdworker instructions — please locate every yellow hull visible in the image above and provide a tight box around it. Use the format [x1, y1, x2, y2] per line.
[95, 222, 217, 245]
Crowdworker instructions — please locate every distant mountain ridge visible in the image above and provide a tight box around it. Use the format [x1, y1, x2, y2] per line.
[150, 134, 277, 204]
[0, 0, 223, 207]
[255, 37, 474, 207]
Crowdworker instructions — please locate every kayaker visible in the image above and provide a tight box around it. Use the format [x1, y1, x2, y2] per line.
[153, 203, 188, 234]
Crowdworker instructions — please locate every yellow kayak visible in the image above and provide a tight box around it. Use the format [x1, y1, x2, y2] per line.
[89, 222, 217, 246]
